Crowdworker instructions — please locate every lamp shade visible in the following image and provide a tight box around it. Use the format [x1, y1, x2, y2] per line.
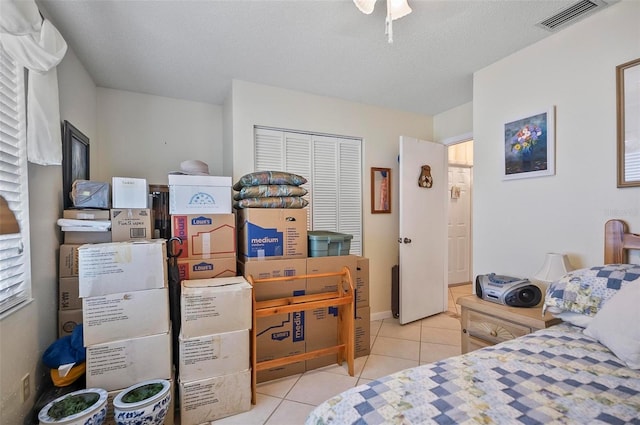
[0, 195, 20, 235]
[534, 253, 573, 283]
[354, 0, 376, 14]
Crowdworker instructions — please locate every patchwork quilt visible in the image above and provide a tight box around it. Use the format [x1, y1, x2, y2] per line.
[306, 323, 640, 425]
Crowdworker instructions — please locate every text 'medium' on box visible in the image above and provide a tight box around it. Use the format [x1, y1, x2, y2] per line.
[236, 208, 307, 260]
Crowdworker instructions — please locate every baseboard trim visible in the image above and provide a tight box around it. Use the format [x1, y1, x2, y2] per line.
[371, 310, 393, 321]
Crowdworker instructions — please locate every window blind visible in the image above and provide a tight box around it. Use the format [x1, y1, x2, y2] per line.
[254, 127, 362, 255]
[0, 45, 32, 315]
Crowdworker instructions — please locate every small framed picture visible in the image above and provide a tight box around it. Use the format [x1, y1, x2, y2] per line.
[451, 186, 461, 199]
[503, 107, 555, 180]
[62, 121, 90, 209]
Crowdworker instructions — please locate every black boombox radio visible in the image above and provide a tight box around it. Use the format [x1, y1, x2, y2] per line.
[475, 273, 542, 307]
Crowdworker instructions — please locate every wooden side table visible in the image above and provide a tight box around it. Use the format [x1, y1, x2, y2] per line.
[457, 295, 561, 354]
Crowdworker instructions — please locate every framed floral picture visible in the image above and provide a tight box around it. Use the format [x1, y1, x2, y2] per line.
[503, 106, 555, 180]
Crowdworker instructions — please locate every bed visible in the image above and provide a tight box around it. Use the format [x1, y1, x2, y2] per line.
[306, 219, 640, 424]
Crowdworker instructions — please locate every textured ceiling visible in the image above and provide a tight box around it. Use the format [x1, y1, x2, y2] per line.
[38, 0, 613, 116]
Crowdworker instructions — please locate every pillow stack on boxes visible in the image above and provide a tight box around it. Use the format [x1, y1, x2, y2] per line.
[234, 171, 371, 382]
[168, 160, 252, 423]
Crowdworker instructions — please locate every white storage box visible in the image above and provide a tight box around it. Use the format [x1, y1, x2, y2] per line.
[112, 177, 148, 208]
[180, 276, 252, 338]
[78, 240, 167, 297]
[168, 174, 232, 215]
[178, 329, 249, 381]
[82, 288, 170, 346]
[179, 369, 251, 425]
[86, 331, 172, 392]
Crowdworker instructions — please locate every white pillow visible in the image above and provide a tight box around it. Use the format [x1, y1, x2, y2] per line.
[584, 282, 640, 369]
[553, 311, 593, 328]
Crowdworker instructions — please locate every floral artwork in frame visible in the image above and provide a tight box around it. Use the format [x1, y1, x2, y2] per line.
[503, 107, 555, 180]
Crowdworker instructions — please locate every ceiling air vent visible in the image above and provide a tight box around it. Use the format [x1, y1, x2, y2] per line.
[537, 0, 611, 31]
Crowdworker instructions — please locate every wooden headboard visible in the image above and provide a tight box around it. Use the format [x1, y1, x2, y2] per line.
[604, 219, 640, 264]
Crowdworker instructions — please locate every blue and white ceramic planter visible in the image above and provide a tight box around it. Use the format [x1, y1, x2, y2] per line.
[38, 388, 108, 425]
[112, 379, 171, 425]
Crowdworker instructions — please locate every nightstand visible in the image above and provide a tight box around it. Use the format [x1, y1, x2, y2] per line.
[457, 295, 561, 354]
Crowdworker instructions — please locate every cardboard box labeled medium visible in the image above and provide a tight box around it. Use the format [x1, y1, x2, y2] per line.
[256, 312, 306, 383]
[180, 277, 252, 338]
[236, 208, 307, 260]
[355, 256, 370, 308]
[110, 208, 152, 242]
[112, 177, 148, 209]
[171, 214, 235, 259]
[179, 369, 251, 425]
[59, 277, 81, 310]
[177, 257, 237, 280]
[179, 329, 249, 382]
[168, 174, 232, 215]
[86, 331, 172, 392]
[78, 240, 167, 298]
[82, 288, 170, 346]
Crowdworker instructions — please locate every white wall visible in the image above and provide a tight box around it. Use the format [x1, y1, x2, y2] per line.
[473, 0, 640, 279]
[231, 80, 433, 317]
[0, 47, 97, 424]
[96, 89, 224, 184]
[434, 102, 473, 143]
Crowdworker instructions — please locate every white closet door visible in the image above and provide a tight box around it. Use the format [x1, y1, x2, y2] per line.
[338, 140, 362, 255]
[311, 135, 338, 231]
[255, 128, 284, 170]
[284, 132, 312, 228]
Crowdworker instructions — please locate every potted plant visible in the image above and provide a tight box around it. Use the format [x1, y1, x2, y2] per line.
[38, 388, 107, 425]
[112, 379, 171, 425]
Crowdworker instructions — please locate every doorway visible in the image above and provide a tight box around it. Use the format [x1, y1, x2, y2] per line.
[447, 140, 473, 286]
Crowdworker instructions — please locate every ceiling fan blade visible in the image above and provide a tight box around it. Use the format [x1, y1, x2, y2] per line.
[354, 0, 376, 15]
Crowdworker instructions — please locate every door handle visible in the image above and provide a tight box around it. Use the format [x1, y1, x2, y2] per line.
[403, 237, 412, 244]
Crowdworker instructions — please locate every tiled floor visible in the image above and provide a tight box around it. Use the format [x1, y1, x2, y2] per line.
[209, 283, 473, 425]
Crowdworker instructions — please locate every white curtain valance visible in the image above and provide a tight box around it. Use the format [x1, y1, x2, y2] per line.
[0, 0, 68, 166]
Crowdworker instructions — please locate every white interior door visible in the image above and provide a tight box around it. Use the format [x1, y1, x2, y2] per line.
[399, 137, 447, 324]
[448, 166, 472, 285]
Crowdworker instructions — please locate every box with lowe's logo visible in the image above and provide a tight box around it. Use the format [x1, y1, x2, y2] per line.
[236, 208, 307, 260]
[177, 257, 236, 280]
[171, 214, 235, 259]
[255, 311, 306, 383]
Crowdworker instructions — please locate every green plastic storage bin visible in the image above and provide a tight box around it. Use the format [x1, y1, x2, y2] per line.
[308, 231, 353, 257]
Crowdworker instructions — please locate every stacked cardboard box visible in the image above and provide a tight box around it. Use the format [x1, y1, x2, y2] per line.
[58, 243, 83, 337]
[236, 208, 370, 382]
[178, 277, 252, 424]
[78, 240, 174, 424]
[168, 175, 252, 422]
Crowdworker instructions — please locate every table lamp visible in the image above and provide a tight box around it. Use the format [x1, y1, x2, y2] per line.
[534, 253, 574, 288]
